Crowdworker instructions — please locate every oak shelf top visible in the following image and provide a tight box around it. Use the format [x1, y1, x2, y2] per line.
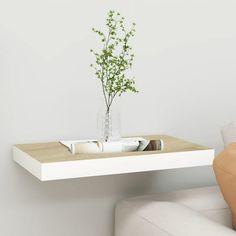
[15, 135, 211, 164]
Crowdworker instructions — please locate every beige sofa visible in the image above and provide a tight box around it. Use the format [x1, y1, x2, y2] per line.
[115, 186, 236, 236]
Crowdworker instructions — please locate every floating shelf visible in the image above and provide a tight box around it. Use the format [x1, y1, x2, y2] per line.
[13, 135, 214, 181]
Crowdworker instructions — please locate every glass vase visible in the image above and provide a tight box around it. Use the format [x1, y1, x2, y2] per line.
[97, 107, 121, 142]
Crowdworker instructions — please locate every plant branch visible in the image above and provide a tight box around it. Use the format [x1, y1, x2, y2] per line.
[91, 10, 138, 112]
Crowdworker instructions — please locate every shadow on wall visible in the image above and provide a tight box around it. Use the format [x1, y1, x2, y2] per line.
[147, 166, 217, 193]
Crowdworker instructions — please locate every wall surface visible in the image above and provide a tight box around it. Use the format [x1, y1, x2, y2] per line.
[1, 0, 236, 235]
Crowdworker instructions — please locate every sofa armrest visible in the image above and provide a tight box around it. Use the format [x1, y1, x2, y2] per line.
[115, 201, 235, 236]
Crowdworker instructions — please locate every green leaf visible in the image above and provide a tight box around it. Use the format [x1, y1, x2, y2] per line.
[90, 10, 138, 108]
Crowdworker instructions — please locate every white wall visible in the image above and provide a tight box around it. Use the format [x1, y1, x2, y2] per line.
[1, 0, 235, 235]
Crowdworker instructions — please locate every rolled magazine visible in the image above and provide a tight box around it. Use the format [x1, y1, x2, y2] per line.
[60, 137, 164, 154]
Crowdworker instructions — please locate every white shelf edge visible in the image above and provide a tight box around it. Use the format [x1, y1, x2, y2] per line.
[13, 147, 214, 181]
[13, 147, 42, 180]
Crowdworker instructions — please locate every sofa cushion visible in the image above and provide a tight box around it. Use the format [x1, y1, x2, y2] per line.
[214, 144, 236, 229]
[115, 186, 233, 236]
[117, 186, 230, 226]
